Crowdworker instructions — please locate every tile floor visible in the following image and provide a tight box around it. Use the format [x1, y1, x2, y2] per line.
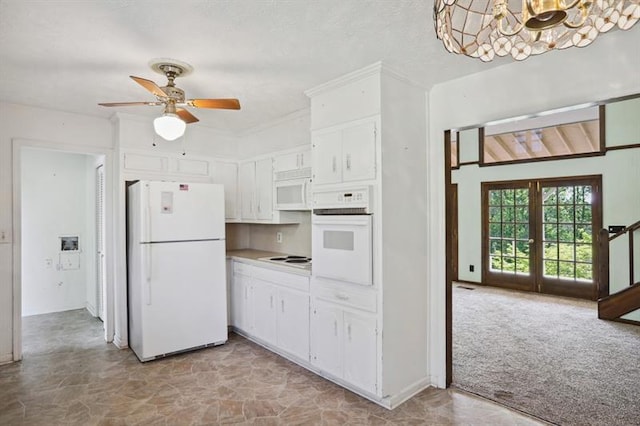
[0, 309, 547, 425]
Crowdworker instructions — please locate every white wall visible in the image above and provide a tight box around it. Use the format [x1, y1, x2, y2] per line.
[427, 28, 640, 387]
[0, 102, 114, 362]
[453, 149, 640, 284]
[21, 148, 97, 316]
[238, 108, 311, 159]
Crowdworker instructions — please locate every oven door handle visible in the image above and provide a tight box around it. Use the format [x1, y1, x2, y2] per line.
[313, 220, 368, 226]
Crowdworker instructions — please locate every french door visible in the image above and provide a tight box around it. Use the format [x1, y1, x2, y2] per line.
[482, 176, 602, 300]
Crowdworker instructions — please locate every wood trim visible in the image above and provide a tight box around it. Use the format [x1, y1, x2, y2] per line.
[598, 282, 640, 319]
[598, 228, 610, 299]
[609, 317, 640, 327]
[606, 143, 640, 152]
[478, 150, 605, 167]
[458, 161, 480, 167]
[452, 184, 458, 282]
[444, 130, 453, 387]
[478, 127, 485, 165]
[599, 104, 606, 152]
[453, 279, 483, 286]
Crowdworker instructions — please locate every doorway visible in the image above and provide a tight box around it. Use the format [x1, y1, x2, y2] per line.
[481, 176, 602, 300]
[13, 140, 112, 361]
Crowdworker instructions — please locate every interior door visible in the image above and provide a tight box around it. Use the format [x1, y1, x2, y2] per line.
[483, 182, 535, 292]
[95, 165, 106, 321]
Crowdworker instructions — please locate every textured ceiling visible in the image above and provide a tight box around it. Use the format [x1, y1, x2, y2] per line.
[0, 0, 501, 132]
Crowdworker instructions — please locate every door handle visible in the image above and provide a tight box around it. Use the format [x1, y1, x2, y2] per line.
[528, 239, 534, 244]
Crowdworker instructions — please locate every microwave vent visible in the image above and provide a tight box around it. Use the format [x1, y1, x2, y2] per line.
[275, 167, 312, 181]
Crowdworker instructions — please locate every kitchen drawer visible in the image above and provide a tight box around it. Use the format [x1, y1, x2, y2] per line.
[233, 261, 253, 276]
[312, 277, 376, 313]
[253, 266, 310, 292]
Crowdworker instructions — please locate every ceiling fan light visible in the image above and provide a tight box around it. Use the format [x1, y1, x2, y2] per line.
[153, 113, 186, 141]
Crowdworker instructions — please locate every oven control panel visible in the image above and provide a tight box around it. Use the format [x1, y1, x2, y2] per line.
[312, 187, 372, 212]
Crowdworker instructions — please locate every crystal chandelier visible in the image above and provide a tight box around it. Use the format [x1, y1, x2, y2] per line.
[434, 0, 640, 61]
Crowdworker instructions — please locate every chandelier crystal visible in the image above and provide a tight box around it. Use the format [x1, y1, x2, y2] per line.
[434, 0, 640, 61]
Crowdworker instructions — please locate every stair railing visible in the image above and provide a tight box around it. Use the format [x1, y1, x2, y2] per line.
[598, 220, 640, 299]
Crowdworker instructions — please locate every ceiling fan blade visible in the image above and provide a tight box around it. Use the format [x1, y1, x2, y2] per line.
[176, 108, 199, 124]
[130, 75, 168, 98]
[188, 99, 241, 110]
[98, 101, 162, 107]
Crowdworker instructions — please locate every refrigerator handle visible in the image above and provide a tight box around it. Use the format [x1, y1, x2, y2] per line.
[144, 184, 152, 243]
[145, 244, 152, 305]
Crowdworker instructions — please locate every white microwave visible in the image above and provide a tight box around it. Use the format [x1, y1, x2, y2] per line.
[274, 168, 312, 211]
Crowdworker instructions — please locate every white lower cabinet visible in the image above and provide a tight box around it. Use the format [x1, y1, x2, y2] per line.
[277, 287, 310, 362]
[230, 271, 252, 333]
[310, 299, 378, 395]
[231, 261, 310, 362]
[252, 278, 278, 346]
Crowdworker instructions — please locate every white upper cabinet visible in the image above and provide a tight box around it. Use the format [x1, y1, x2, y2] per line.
[212, 161, 238, 221]
[255, 158, 273, 220]
[239, 161, 256, 220]
[239, 158, 273, 221]
[312, 131, 342, 185]
[312, 119, 376, 186]
[273, 149, 312, 173]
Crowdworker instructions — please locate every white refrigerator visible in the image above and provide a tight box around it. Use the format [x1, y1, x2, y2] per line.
[128, 180, 227, 362]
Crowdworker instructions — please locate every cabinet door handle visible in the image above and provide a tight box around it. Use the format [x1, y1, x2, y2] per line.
[346, 154, 351, 171]
[270, 295, 273, 308]
[347, 323, 352, 341]
[281, 299, 285, 313]
[332, 156, 337, 173]
[335, 293, 349, 301]
[244, 287, 248, 300]
[297, 153, 301, 168]
[334, 320, 338, 337]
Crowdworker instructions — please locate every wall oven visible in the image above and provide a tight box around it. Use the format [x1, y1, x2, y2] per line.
[312, 187, 373, 286]
[274, 168, 312, 211]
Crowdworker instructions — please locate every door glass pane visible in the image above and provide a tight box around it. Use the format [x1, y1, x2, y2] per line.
[541, 184, 594, 282]
[486, 187, 530, 276]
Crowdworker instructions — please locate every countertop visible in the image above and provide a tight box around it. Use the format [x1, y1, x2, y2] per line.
[226, 249, 312, 276]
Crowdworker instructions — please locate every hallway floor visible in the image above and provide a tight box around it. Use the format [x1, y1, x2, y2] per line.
[1, 309, 545, 425]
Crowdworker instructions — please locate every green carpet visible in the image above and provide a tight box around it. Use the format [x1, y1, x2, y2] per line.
[453, 283, 640, 426]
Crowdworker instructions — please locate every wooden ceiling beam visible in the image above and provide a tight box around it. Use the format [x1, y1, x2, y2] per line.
[578, 121, 598, 150]
[490, 134, 519, 161]
[553, 126, 573, 154]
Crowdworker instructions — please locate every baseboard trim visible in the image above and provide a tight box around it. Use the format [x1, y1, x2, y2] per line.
[113, 334, 128, 349]
[611, 317, 640, 326]
[85, 302, 97, 317]
[231, 328, 432, 410]
[383, 377, 432, 409]
[454, 279, 482, 286]
[0, 353, 13, 365]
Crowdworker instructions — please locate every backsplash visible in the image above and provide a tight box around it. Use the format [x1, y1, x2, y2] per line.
[225, 212, 312, 257]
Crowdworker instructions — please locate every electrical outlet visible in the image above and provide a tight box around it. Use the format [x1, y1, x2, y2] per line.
[276, 231, 283, 243]
[469, 265, 475, 272]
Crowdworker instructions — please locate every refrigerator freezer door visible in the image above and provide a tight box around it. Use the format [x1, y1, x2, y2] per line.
[134, 239, 228, 361]
[140, 181, 225, 242]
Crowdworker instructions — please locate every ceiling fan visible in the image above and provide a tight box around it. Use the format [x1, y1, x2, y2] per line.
[99, 59, 240, 140]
